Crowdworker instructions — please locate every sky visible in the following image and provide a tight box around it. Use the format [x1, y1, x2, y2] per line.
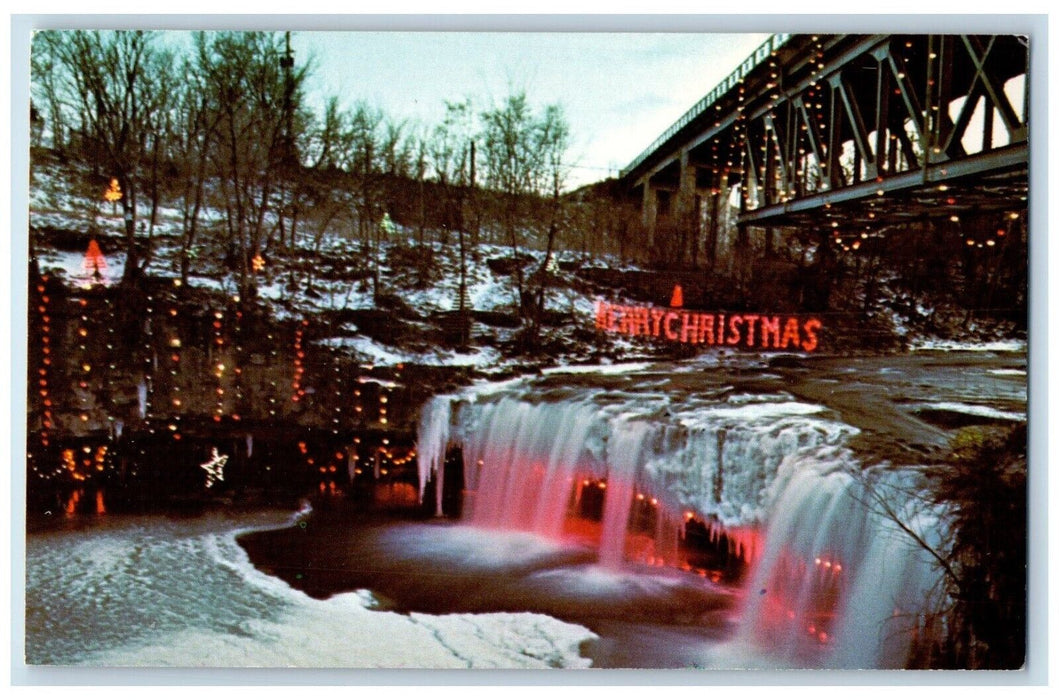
[291, 31, 770, 188]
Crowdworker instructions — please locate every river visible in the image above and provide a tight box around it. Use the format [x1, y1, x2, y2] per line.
[24, 347, 1026, 670]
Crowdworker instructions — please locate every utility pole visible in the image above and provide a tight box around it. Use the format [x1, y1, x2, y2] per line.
[280, 31, 296, 250]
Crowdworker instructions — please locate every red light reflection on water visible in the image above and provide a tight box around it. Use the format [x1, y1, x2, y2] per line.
[64, 489, 81, 515]
[753, 549, 846, 647]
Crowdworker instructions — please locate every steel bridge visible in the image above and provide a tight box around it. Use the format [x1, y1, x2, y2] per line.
[621, 34, 1029, 263]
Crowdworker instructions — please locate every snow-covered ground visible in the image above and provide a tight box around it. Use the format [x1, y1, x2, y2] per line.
[29, 158, 652, 370]
[910, 338, 1028, 353]
[28, 150, 1026, 374]
[25, 510, 596, 668]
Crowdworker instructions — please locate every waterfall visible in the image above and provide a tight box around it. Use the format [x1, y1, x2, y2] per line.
[597, 417, 650, 567]
[416, 380, 856, 566]
[455, 396, 603, 535]
[731, 447, 943, 668]
[414, 371, 946, 668]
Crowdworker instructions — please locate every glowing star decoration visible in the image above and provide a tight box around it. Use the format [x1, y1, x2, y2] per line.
[103, 178, 122, 203]
[200, 447, 228, 488]
[81, 239, 109, 286]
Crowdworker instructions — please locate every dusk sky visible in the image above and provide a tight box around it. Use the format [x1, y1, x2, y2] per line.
[290, 31, 770, 188]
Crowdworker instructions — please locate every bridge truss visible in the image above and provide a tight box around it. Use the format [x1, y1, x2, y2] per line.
[623, 34, 1029, 263]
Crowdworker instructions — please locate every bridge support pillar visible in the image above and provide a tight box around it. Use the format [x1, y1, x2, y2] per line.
[675, 152, 702, 266]
[642, 179, 658, 258]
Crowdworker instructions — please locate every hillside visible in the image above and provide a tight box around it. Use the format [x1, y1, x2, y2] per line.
[25, 146, 1026, 454]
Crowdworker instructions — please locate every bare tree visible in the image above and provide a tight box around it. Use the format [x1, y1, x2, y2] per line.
[480, 91, 569, 350]
[343, 101, 384, 302]
[430, 98, 479, 319]
[29, 33, 69, 153]
[305, 96, 346, 172]
[171, 50, 223, 287]
[196, 31, 308, 301]
[45, 30, 170, 285]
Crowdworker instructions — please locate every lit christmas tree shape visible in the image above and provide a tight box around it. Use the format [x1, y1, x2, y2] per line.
[103, 178, 122, 203]
[200, 447, 228, 489]
[669, 284, 684, 308]
[81, 239, 109, 287]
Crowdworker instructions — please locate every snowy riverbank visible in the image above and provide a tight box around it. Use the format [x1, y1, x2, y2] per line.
[25, 509, 596, 668]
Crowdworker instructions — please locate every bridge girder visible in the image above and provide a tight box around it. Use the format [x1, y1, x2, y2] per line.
[624, 33, 1029, 242]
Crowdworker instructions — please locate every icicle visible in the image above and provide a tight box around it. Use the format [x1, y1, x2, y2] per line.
[416, 396, 453, 516]
[245, 434, 253, 458]
[137, 381, 147, 419]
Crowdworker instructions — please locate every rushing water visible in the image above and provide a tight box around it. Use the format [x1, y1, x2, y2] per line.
[415, 352, 1025, 668]
[25, 350, 1025, 669]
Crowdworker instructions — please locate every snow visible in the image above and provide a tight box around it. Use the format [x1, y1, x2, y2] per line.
[910, 338, 1027, 353]
[28, 512, 597, 669]
[919, 401, 1026, 422]
[541, 361, 653, 376]
[88, 591, 595, 669]
[36, 249, 126, 288]
[316, 335, 502, 368]
[28, 142, 1027, 381]
[687, 399, 825, 422]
